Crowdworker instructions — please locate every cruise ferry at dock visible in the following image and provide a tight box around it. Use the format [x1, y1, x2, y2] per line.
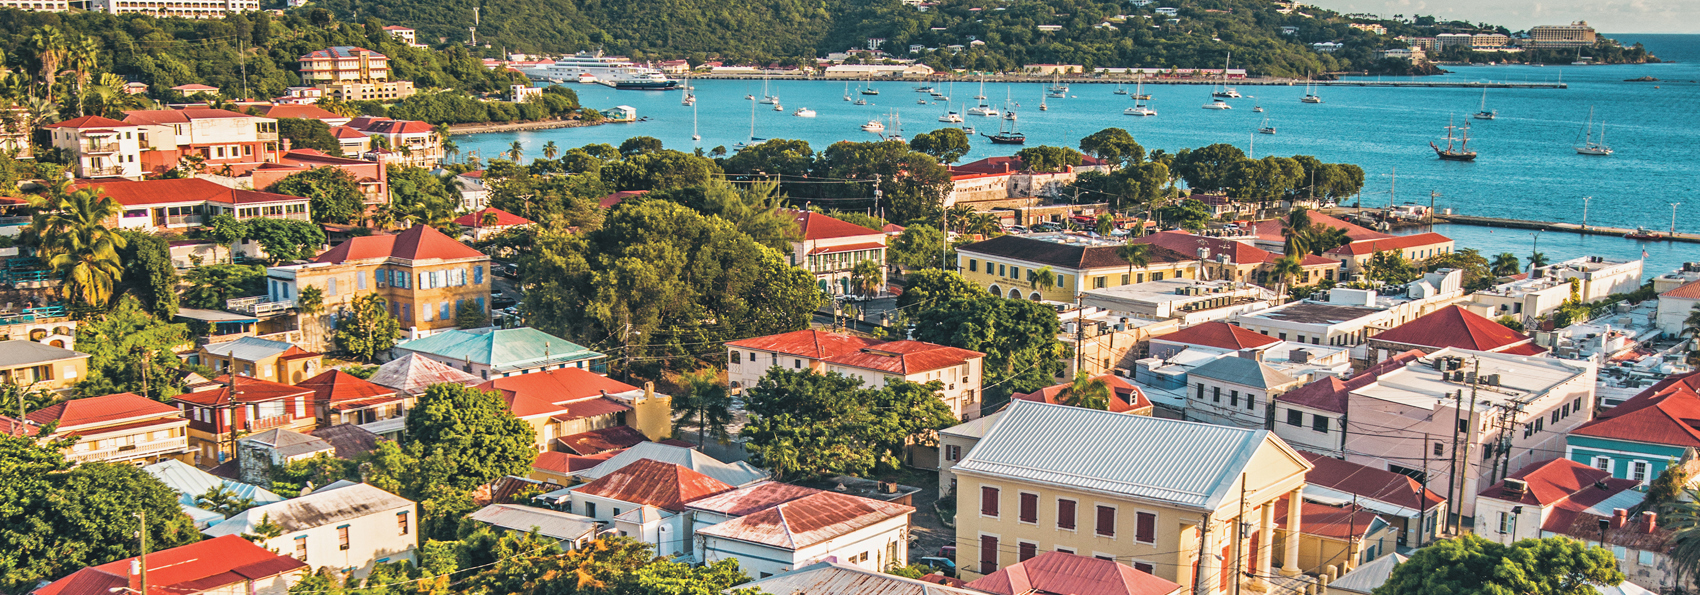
[519, 52, 679, 90]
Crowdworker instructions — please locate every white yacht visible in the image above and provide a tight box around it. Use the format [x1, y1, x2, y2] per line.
[520, 52, 678, 89]
[1202, 99, 1232, 110]
[794, 107, 817, 117]
[940, 111, 964, 123]
[861, 120, 886, 132]
[1125, 105, 1157, 116]
[967, 105, 1000, 117]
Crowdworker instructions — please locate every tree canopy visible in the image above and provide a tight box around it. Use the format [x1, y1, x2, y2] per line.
[900, 270, 1065, 394]
[1375, 535, 1624, 595]
[742, 368, 957, 480]
[272, 166, 367, 224]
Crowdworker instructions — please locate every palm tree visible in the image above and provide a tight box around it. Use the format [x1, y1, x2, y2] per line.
[850, 258, 883, 297]
[1056, 371, 1112, 410]
[1529, 252, 1550, 269]
[1029, 266, 1057, 295]
[1303, 226, 1352, 256]
[507, 141, 524, 163]
[441, 139, 460, 164]
[945, 205, 975, 233]
[32, 184, 126, 309]
[30, 26, 66, 102]
[1685, 303, 1700, 339]
[1117, 241, 1151, 282]
[964, 212, 1000, 236]
[542, 140, 560, 161]
[68, 36, 97, 116]
[1269, 255, 1304, 299]
[673, 368, 733, 447]
[1491, 253, 1521, 277]
[1280, 207, 1313, 255]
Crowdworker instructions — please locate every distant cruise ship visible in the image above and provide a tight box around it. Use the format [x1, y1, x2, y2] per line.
[519, 52, 678, 90]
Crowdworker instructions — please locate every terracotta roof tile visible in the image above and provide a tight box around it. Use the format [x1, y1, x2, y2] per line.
[1299, 451, 1444, 512]
[171, 376, 312, 406]
[1014, 375, 1152, 413]
[313, 224, 484, 263]
[1570, 371, 1700, 448]
[789, 210, 881, 241]
[1664, 280, 1700, 300]
[1152, 322, 1280, 350]
[453, 207, 533, 227]
[1327, 233, 1453, 256]
[966, 551, 1182, 595]
[296, 369, 396, 407]
[1251, 212, 1389, 244]
[1478, 458, 1639, 508]
[33, 535, 307, 595]
[572, 458, 734, 511]
[26, 392, 180, 429]
[822, 340, 984, 375]
[1370, 305, 1533, 352]
[1131, 231, 1270, 265]
[477, 367, 639, 419]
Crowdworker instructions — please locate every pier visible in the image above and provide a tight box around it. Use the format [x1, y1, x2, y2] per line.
[686, 73, 1566, 89]
[1434, 214, 1700, 244]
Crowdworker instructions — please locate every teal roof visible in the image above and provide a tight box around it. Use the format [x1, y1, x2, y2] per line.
[395, 327, 603, 372]
[143, 459, 286, 508]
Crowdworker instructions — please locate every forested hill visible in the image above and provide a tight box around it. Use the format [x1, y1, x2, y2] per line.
[313, 0, 1650, 76]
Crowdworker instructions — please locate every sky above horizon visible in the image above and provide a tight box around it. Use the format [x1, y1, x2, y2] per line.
[1302, 0, 1699, 34]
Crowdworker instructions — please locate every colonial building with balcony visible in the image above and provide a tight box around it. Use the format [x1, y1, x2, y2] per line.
[251, 149, 390, 212]
[123, 108, 280, 176]
[355, 118, 441, 167]
[299, 46, 417, 101]
[75, 178, 312, 234]
[27, 392, 193, 465]
[265, 225, 491, 349]
[191, 335, 325, 385]
[787, 210, 886, 296]
[91, 0, 258, 19]
[45, 115, 145, 179]
[172, 375, 318, 464]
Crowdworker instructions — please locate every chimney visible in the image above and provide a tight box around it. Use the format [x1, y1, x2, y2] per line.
[642, 381, 655, 403]
[1644, 511, 1658, 533]
[1613, 508, 1629, 529]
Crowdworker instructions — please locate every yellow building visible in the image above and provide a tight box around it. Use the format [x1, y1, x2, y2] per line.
[952, 400, 1313, 594]
[957, 235, 1199, 302]
[26, 392, 193, 465]
[0, 340, 90, 394]
[476, 367, 672, 452]
[193, 336, 324, 385]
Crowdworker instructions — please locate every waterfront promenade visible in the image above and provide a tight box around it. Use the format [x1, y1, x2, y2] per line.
[689, 73, 1567, 88]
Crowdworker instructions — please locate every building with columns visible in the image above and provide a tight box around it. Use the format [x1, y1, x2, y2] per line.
[951, 400, 1314, 593]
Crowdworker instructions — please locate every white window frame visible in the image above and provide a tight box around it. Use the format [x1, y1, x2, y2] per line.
[1133, 508, 1160, 544]
[1630, 460, 1650, 483]
[1592, 456, 1614, 474]
[1016, 490, 1040, 525]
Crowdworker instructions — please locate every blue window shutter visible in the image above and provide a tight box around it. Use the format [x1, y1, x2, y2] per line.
[476, 297, 485, 311]
[475, 265, 484, 284]
[440, 302, 450, 320]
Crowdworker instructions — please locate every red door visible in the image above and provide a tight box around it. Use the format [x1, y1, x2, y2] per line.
[1249, 529, 1261, 573]
[1220, 544, 1231, 591]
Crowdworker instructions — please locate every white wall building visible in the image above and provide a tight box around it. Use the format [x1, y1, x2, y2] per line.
[725, 329, 985, 421]
[92, 0, 258, 18]
[44, 116, 145, 179]
[203, 483, 417, 578]
[1656, 280, 1700, 336]
[692, 483, 914, 579]
[1232, 270, 1467, 360]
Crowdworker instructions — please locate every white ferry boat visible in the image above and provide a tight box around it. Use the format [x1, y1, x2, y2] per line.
[520, 52, 678, 90]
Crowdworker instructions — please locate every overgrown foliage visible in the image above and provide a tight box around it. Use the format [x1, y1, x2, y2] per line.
[742, 368, 957, 480]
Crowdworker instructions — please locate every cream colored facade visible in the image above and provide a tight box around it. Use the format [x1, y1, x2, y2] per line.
[827, 356, 983, 421]
[959, 250, 1198, 303]
[0, 342, 89, 393]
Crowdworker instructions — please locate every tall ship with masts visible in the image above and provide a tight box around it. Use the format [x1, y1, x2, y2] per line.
[1431, 116, 1477, 161]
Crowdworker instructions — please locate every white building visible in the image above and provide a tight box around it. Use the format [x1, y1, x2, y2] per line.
[92, 0, 258, 18]
[1183, 354, 1303, 428]
[1656, 280, 1700, 336]
[1279, 348, 1597, 519]
[1232, 270, 1467, 360]
[1082, 279, 1277, 326]
[44, 116, 145, 179]
[692, 482, 915, 579]
[202, 482, 417, 578]
[725, 329, 985, 421]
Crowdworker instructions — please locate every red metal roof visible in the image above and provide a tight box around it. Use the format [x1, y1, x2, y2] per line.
[693, 490, 913, 549]
[685, 481, 823, 517]
[557, 425, 650, 455]
[1250, 212, 1388, 244]
[597, 190, 648, 208]
[44, 115, 133, 129]
[1327, 233, 1453, 256]
[478, 367, 640, 418]
[790, 210, 882, 241]
[1277, 349, 1426, 414]
[533, 449, 620, 474]
[726, 329, 883, 359]
[26, 392, 180, 430]
[1130, 231, 1269, 265]
[547, 398, 630, 422]
[1370, 305, 1534, 353]
[1570, 371, 1700, 448]
[1479, 458, 1640, 508]
[254, 104, 344, 121]
[1014, 375, 1152, 413]
[1298, 451, 1443, 512]
[1664, 280, 1700, 300]
[363, 119, 435, 135]
[312, 224, 484, 264]
[1151, 322, 1279, 351]
[122, 108, 251, 126]
[1271, 499, 1387, 540]
[822, 340, 984, 375]
[453, 207, 533, 228]
[296, 369, 396, 407]
[573, 458, 734, 511]
[966, 551, 1182, 595]
[329, 126, 369, 139]
[74, 179, 307, 208]
[172, 376, 313, 406]
[34, 535, 307, 595]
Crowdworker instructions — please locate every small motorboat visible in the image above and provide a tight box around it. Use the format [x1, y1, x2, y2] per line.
[940, 111, 963, 123]
[760, 95, 779, 105]
[745, 94, 755, 100]
[1125, 105, 1156, 116]
[918, 98, 929, 105]
[794, 108, 816, 117]
[854, 98, 869, 106]
[1202, 99, 1232, 110]
[861, 120, 886, 132]
[773, 103, 784, 111]
[1625, 228, 1664, 241]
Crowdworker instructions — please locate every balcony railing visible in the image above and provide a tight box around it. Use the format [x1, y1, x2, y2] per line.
[227, 296, 294, 316]
[246, 414, 295, 432]
[72, 436, 190, 463]
[166, 215, 203, 227]
[85, 166, 126, 177]
[82, 142, 121, 153]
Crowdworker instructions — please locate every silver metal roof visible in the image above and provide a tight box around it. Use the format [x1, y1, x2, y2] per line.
[1329, 553, 1406, 595]
[575, 442, 770, 487]
[203, 482, 412, 537]
[951, 400, 1270, 511]
[0, 340, 86, 368]
[201, 336, 295, 361]
[732, 561, 982, 595]
[467, 503, 599, 542]
[1188, 356, 1300, 390]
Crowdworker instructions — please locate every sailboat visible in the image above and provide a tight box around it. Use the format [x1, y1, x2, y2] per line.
[1040, 92, 1048, 112]
[1252, 95, 1264, 113]
[1575, 106, 1613, 156]
[759, 72, 778, 104]
[1473, 88, 1496, 120]
[1130, 78, 1151, 100]
[1203, 97, 1232, 110]
[1301, 78, 1323, 103]
[691, 98, 700, 141]
[940, 106, 963, 123]
[886, 110, 905, 142]
[1258, 116, 1276, 135]
[735, 99, 765, 150]
[1431, 115, 1476, 161]
[1123, 80, 1155, 116]
[861, 78, 880, 95]
[844, 82, 852, 101]
[983, 107, 1024, 144]
[1114, 82, 1128, 95]
[681, 74, 695, 106]
[974, 76, 988, 100]
[968, 82, 998, 117]
[1212, 54, 1241, 98]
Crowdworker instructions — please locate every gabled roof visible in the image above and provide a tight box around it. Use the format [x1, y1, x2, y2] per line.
[26, 392, 180, 430]
[533, 450, 620, 475]
[684, 481, 823, 517]
[329, 126, 370, 140]
[1131, 231, 1269, 265]
[693, 490, 913, 550]
[725, 329, 882, 359]
[1664, 280, 1700, 300]
[399, 327, 602, 371]
[1327, 232, 1453, 256]
[253, 104, 344, 121]
[123, 108, 254, 125]
[953, 400, 1310, 511]
[1277, 349, 1426, 414]
[576, 442, 770, 487]
[571, 458, 734, 512]
[1370, 305, 1533, 352]
[739, 561, 984, 595]
[203, 483, 412, 537]
[1329, 553, 1408, 595]
[0, 340, 88, 367]
[468, 503, 599, 542]
[239, 428, 333, 458]
[33, 535, 307, 595]
[957, 235, 1194, 271]
[822, 340, 984, 375]
[557, 425, 650, 455]
[1188, 356, 1300, 389]
[310, 424, 383, 459]
[1152, 322, 1279, 350]
[1298, 451, 1443, 512]
[299, 46, 387, 61]
[1250, 212, 1388, 244]
[1478, 458, 1640, 508]
[453, 207, 533, 227]
[366, 353, 480, 396]
[966, 551, 1184, 595]
[44, 115, 134, 129]
[172, 376, 313, 406]
[297, 369, 396, 406]
[1013, 375, 1152, 414]
[1272, 498, 1387, 540]
[1570, 371, 1700, 448]
[201, 336, 302, 361]
[313, 224, 485, 263]
[363, 119, 435, 135]
[476, 367, 636, 419]
[77, 179, 307, 208]
[788, 210, 881, 241]
[142, 459, 284, 507]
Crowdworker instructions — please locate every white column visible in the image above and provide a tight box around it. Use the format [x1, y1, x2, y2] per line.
[1200, 522, 1222, 595]
[1282, 487, 1303, 576]
[1255, 502, 1275, 588]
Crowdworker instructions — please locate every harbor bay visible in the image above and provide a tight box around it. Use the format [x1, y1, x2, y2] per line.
[456, 34, 1700, 236]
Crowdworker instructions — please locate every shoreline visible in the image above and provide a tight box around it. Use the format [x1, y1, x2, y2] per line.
[446, 118, 634, 136]
[678, 74, 1566, 88]
[1325, 208, 1700, 244]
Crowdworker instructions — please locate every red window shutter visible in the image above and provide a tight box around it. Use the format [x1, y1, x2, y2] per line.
[1137, 512, 1156, 542]
[981, 535, 999, 575]
[1096, 505, 1116, 537]
[1057, 499, 1077, 530]
[981, 486, 1000, 517]
[1135, 562, 1155, 574]
[1019, 492, 1038, 523]
[1220, 544, 1232, 591]
[1018, 541, 1037, 562]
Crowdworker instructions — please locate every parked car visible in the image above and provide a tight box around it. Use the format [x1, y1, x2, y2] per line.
[917, 556, 956, 577]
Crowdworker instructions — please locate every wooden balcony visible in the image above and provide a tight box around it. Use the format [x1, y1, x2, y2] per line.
[72, 435, 191, 463]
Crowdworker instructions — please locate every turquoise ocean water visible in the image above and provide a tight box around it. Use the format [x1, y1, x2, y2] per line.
[456, 34, 1700, 274]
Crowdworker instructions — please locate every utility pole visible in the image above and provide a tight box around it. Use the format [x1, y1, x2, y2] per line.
[1671, 203, 1682, 237]
[1428, 190, 1438, 231]
[1419, 431, 1430, 544]
[1446, 384, 1462, 536]
[1452, 358, 1481, 536]
[137, 510, 148, 595]
[1074, 294, 1085, 376]
[1581, 196, 1592, 231]
[1389, 167, 1396, 209]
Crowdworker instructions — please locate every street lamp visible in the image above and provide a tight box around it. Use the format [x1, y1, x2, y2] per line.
[1530, 231, 1542, 270]
[1671, 203, 1682, 237]
[1581, 196, 1591, 231]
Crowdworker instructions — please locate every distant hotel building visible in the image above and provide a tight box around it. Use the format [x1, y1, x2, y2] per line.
[91, 0, 257, 18]
[299, 46, 417, 101]
[0, 0, 67, 12]
[1527, 21, 1596, 48]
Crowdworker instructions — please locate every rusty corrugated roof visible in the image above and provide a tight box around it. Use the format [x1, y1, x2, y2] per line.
[694, 490, 912, 550]
[571, 458, 733, 512]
